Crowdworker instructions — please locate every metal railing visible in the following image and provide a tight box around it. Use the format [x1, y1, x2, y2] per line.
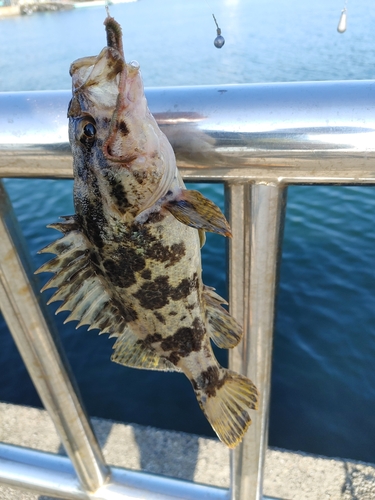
[0, 81, 375, 500]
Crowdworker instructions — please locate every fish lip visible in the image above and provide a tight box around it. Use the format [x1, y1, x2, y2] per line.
[102, 125, 135, 164]
[102, 146, 138, 165]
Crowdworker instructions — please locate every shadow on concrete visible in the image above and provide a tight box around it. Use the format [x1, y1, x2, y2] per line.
[132, 424, 200, 482]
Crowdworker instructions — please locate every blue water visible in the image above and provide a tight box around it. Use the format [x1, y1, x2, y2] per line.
[1, 0, 375, 463]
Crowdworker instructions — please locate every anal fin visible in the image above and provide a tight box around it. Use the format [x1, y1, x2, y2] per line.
[164, 189, 232, 237]
[112, 330, 179, 372]
[204, 286, 242, 348]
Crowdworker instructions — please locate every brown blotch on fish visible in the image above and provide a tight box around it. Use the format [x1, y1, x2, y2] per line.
[133, 276, 170, 309]
[141, 269, 152, 280]
[110, 180, 131, 211]
[84, 213, 105, 248]
[118, 120, 129, 136]
[103, 247, 146, 288]
[133, 274, 198, 310]
[194, 366, 227, 398]
[145, 211, 165, 223]
[78, 199, 107, 250]
[102, 171, 131, 211]
[161, 317, 205, 355]
[144, 317, 205, 361]
[168, 352, 180, 365]
[145, 240, 186, 267]
[153, 311, 166, 325]
[169, 274, 199, 301]
[127, 223, 157, 245]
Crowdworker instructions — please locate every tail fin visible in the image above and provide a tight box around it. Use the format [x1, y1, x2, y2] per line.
[194, 368, 258, 448]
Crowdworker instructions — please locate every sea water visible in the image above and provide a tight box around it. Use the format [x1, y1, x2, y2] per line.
[1, 0, 375, 463]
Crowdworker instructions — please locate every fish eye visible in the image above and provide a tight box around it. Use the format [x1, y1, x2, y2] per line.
[76, 116, 97, 144]
[83, 123, 96, 138]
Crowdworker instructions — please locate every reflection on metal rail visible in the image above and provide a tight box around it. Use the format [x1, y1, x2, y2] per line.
[0, 81, 374, 500]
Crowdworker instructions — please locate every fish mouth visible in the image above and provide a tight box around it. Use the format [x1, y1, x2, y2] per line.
[102, 146, 138, 164]
[68, 15, 126, 116]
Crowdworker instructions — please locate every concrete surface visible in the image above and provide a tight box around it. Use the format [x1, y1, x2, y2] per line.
[0, 402, 375, 499]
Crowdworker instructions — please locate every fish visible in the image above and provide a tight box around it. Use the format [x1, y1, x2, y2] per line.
[36, 14, 258, 448]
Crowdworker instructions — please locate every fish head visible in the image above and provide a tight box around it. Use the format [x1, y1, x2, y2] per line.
[68, 16, 177, 220]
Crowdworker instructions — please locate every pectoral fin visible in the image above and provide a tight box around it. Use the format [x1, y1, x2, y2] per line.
[164, 190, 232, 237]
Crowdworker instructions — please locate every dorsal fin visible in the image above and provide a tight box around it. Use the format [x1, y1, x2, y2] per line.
[36, 218, 128, 336]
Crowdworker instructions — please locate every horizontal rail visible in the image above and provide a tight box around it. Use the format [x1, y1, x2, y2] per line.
[0, 443, 232, 500]
[1, 81, 375, 183]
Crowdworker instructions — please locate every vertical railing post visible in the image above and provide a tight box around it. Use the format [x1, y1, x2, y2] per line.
[226, 181, 287, 500]
[0, 180, 110, 494]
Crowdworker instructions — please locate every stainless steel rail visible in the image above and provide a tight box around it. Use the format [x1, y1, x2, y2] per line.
[0, 81, 375, 500]
[0, 443, 229, 500]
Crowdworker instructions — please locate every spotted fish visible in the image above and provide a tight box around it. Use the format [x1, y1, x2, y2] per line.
[36, 15, 258, 448]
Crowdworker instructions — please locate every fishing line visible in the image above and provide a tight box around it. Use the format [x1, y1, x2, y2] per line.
[105, 0, 112, 17]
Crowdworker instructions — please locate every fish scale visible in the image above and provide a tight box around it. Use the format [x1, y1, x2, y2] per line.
[36, 14, 258, 448]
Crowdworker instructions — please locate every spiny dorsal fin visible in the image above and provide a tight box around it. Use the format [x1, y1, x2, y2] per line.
[47, 215, 79, 233]
[163, 190, 232, 237]
[203, 286, 242, 348]
[36, 221, 127, 338]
